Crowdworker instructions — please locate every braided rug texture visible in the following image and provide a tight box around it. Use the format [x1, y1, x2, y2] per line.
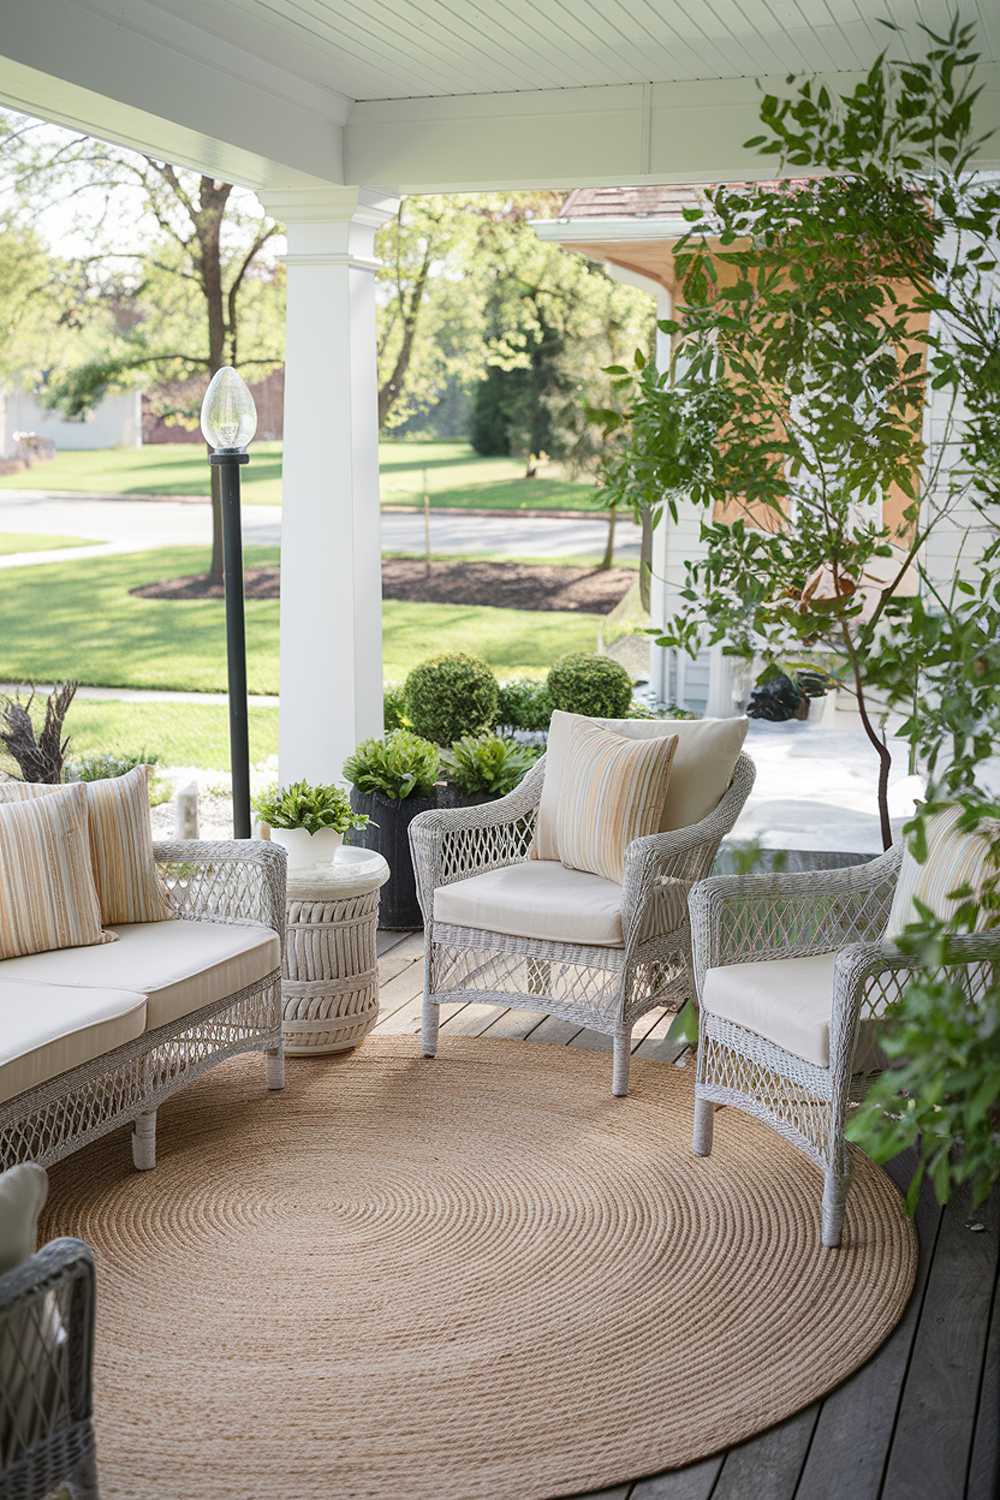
[42, 1037, 917, 1499]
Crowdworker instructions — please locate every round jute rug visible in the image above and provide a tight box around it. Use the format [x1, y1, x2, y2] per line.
[41, 1037, 917, 1500]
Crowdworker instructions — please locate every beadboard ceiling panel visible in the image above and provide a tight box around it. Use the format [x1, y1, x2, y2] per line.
[168, 0, 998, 101]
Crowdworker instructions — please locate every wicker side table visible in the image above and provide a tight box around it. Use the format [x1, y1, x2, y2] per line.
[282, 847, 390, 1055]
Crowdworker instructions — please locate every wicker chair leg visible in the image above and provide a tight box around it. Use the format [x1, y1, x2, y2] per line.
[131, 1109, 157, 1170]
[821, 1163, 847, 1249]
[611, 1030, 631, 1097]
[422, 995, 440, 1058]
[692, 1094, 715, 1156]
[264, 1047, 284, 1090]
[67, 1439, 100, 1499]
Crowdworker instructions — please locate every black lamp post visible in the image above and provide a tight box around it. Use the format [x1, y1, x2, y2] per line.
[200, 366, 257, 839]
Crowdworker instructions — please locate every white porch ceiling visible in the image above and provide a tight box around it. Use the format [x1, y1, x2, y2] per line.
[176, 0, 999, 100]
[0, 0, 997, 193]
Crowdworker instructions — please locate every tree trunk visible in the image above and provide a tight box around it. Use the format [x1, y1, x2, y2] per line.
[599, 505, 617, 571]
[844, 629, 894, 850]
[198, 177, 231, 586]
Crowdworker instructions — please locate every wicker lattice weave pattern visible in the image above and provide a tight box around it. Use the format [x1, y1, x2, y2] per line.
[689, 845, 1000, 1246]
[0, 842, 286, 1173]
[0, 1238, 96, 1500]
[411, 752, 756, 1095]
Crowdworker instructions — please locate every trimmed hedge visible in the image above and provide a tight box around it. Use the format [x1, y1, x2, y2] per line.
[547, 653, 634, 719]
[404, 653, 499, 746]
[496, 677, 553, 732]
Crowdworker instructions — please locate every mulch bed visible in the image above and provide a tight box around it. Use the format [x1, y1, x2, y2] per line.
[130, 558, 635, 615]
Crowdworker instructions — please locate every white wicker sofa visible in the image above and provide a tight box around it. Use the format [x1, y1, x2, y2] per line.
[0, 841, 286, 1174]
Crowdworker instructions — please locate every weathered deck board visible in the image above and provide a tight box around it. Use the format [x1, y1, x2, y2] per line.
[374, 937, 997, 1500]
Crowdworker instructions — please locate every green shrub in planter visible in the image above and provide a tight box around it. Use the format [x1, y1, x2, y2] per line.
[404, 653, 499, 746]
[496, 678, 553, 732]
[625, 701, 697, 721]
[547, 653, 634, 719]
[383, 683, 410, 731]
[343, 729, 441, 929]
[343, 729, 439, 800]
[441, 734, 540, 803]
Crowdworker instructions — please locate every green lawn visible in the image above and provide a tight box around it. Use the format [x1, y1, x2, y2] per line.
[0, 532, 93, 555]
[0, 440, 604, 512]
[63, 699, 279, 771]
[0, 546, 600, 695]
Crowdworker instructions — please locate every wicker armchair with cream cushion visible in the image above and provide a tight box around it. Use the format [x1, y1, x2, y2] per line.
[410, 713, 754, 1095]
[689, 807, 1000, 1248]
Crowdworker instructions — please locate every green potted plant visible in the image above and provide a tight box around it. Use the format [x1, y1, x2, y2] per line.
[343, 729, 440, 928]
[253, 780, 369, 872]
[440, 733, 540, 809]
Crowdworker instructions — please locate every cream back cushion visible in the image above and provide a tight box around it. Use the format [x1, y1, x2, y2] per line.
[886, 805, 998, 941]
[532, 710, 748, 862]
[554, 718, 677, 882]
[0, 765, 170, 925]
[0, 785, 113, 959]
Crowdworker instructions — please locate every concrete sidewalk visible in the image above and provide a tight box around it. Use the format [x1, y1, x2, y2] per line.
[0, 490, 639, 566]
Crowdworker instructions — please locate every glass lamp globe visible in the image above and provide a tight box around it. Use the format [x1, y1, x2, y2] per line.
[200, 366, 258, 452]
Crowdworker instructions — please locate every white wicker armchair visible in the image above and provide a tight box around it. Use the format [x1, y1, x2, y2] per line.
[688, 846, 1000, 1247]
[410, 751, 756, 1095]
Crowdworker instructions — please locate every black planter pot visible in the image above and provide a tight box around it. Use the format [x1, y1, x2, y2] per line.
[348, 788, 438, 929]
[437, 785, 499, 811]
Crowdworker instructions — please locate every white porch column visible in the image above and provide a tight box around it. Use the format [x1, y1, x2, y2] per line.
[262, 186, 399, 783]
[648, 286, 673, 705]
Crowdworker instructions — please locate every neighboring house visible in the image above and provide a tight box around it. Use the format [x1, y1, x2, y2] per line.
[0, 387, 142, 456]
[534, 184, 946, 719]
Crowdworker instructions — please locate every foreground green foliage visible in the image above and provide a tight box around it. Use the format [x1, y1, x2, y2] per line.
[441, 734, 540, 798]
[252, 780, 369, 836]
[343, 730, 440, 801]
[404, 653, 499, 746]
[596, 16, 999, 850]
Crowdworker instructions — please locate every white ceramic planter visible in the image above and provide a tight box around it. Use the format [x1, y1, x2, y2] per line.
[269, 826, 343, 872]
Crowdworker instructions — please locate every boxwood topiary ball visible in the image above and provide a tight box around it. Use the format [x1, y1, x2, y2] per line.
[547, 653, 634, 719]
[404, 653, 499, 746]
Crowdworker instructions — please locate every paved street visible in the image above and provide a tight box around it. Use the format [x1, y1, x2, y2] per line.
[0, 490, 639, 566]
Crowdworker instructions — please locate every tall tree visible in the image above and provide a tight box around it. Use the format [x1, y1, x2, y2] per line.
[0, 112, 283, 583]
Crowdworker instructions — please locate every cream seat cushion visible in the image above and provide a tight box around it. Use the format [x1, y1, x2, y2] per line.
[0, 919, 280, 1031]
[532, 711, 748, 862]
[702, 952, 885, 1070]
[434, 860, 625, 947]
[0, 981, 147, 1105]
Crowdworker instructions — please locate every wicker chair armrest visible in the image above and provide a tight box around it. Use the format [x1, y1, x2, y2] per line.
[409, 760, 546, 917]
[622, 752, 757, 946]
[688, 843, 903, 996]
[153, 840, 287, 938]
[829, 929, 1000, 1077]
[0, 1238, 96, 1431]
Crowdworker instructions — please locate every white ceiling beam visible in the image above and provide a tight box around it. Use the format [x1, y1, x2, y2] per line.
[0, 0, 348, 192]
[346, 67, 1000, 192]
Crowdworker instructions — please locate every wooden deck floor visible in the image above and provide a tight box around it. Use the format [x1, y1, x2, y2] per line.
[375, 930, 999, 1500]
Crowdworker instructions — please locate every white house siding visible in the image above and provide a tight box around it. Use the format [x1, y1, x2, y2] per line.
[0, 389, 142, 454]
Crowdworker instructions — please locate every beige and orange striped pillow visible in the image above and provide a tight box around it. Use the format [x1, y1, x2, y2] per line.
[0, 784, 114, 959]
[886, 805, 998, 940]
[0, 765, 170, 925]
[553, 718, 678, 883]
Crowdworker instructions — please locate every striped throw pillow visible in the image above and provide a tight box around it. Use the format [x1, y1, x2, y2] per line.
[886, 805, 998, 940]
[0, 784, 114, 958]
[555, 718, 678, 883]
[0, 765, 170, 925]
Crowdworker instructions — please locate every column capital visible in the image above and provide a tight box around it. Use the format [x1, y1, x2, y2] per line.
[259, 184, 399, 228]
